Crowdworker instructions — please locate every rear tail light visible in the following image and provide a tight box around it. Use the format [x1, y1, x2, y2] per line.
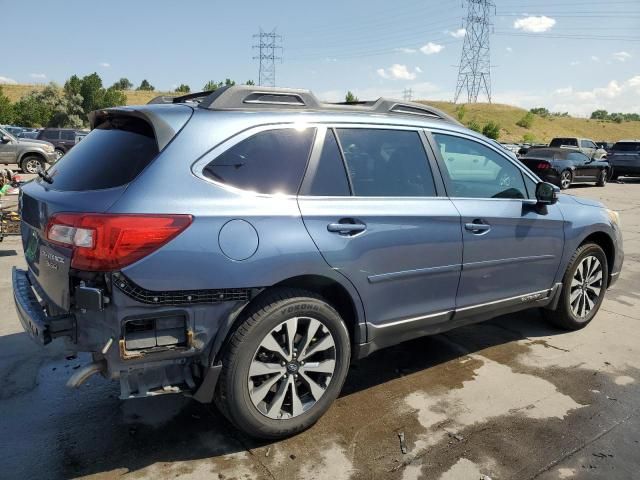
[46, 213, 192, 271]
[537, 162, 551, 170]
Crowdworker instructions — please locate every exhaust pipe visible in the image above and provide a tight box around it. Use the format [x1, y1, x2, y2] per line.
[66, 360, 106, 388]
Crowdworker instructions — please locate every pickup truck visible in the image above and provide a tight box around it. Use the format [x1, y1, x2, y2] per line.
[0, 126, 58, 173]
[549, 137, 608, 160]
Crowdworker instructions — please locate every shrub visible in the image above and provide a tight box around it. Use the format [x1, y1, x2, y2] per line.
[455, 104, 466, 121]
[529, 107, 549, 117]
[516, 112, 534, 129]
[482, 121, 501, 140]
[467, 120, 481, 132]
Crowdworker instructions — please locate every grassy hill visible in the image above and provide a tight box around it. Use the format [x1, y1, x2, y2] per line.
[3, 84, 639, 143]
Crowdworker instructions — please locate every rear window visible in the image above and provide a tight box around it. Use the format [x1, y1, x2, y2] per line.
[612, 142, 640, 152]
[45, 117, 158, 191]
[203, 128, 316, 195]
[549, 138, 577, 147]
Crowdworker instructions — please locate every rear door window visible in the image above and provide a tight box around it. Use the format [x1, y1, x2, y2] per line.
[45, 117, 159, 191]
[303, 129, 351, 196]
[61, 130, 76, 141]
[335, 128, 436, 197]
[42, 130, 60, 140]
[203, 128, 316, 195]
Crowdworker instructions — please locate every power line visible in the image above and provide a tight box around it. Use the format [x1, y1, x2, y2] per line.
[403, 88, 413, 101]
[252, 29, 283, 87]
[455, 0, 494, 104]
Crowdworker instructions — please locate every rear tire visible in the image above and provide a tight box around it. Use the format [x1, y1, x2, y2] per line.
[559, 170, 572, 190]
[20, 156, 44, 174]
[215, 288, 351, 439]
[596, 169, 607, 187]
[544, 243, 608, 330]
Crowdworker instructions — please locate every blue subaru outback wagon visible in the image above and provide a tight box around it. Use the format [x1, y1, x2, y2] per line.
[13, 86, 623, 438]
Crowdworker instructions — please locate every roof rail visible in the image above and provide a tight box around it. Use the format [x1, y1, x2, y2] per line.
[154, 85, 459, 124]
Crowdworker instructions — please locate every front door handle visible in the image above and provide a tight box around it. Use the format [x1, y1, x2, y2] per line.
[327, 221, 366, 235]
[464, 220, 491, 234]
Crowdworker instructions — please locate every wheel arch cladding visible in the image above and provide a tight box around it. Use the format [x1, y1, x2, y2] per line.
[211, 275, 364, 365]
[580, 231, 615, 281]
[19, 151, 45, 164]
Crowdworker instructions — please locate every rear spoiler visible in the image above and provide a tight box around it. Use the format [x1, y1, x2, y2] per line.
[88, 105, 193, 151]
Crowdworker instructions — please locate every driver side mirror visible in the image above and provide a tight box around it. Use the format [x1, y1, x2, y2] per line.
[1, 135, 11, 143]
[536, 181, 559, 205]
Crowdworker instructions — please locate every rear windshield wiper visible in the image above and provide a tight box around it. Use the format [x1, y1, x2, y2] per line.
[37, 166, 53, 184]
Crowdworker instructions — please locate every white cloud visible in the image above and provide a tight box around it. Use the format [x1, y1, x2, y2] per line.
[613, 51, 631, 62]
[591, 56, 600, 62]
[569, 60, 580, 66]
[420, 42, 444, 55]
[99, 62, 111, 68]
[377, 64, 418, 80]
[29, 73, 47, 79]
[448, 28, 466, 39]
[395, 47, 417, 54]
[506, 47, 513, 53]
[0, 76, 17, 84]
[415, 66, 423, 73]
[513, 15, 556, 33]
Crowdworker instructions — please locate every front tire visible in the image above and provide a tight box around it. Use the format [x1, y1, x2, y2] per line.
[215, 288, 351, 439]
[545, 243, 608, 330]
[596, 169, 607, 187]
[54, 149, 65, 161]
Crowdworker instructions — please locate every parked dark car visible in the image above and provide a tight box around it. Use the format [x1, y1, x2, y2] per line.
[521, 147, 609, 189]
[608, 140, 640, 180]
[36, 128, 80, 160]
[596, 141, 614, 156]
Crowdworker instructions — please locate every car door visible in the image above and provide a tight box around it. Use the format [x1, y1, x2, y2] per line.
[298, 126, 462, 344]
[568, 151, 597, 180]
[429, 131, 564, 311]
[60, 130, 76, 151]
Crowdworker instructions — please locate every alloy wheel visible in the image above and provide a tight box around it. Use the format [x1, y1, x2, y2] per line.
[55, 150, 64, 160]
[248, 316, 336, 419]
[24, 159, 41, 174]
[560, 171, 572, 189]
[569, 255, 603, 318]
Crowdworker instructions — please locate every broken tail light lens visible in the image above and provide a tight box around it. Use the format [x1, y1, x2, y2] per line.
[46, 213, 193, 271]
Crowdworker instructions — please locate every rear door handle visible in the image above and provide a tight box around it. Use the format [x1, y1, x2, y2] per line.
[464, 221, 491, 234]
[327, 221, 366, 235]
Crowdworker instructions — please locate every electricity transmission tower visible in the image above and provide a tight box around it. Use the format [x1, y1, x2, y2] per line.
[252, 29, 283, 87]
[454, 0, 494, 103]
[402, 88, 413, 101]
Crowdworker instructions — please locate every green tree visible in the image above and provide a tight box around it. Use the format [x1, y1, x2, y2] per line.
[455, 104, 466, 121]
[482, 121, 501, 140]
[529, 107, 549, 117]
[224, 78, 236, 87]
[79, 72, 104, 113]
[137, 79, 155, 91]
[466, 120, 481, 132]
[245, 80, 255, 85]
[12, 84, 62, 127]
[516, 112, 534, 129]
[49, 93, 85, 128]
[590, 109, 609, 120]
[345, 91, 359, 102]
[99, 86, 127, 110]
[112, 78, 133, 90]
[203, 80, 222, 91]
[0, 86, 14, 124]
[64, 74, 82, 96]
[175, 84, 191, 93]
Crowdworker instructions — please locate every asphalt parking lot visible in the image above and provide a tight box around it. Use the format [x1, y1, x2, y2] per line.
[1, 179, 639, 480]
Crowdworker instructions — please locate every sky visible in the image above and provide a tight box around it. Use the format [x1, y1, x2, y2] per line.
[0, 0, 638, 116]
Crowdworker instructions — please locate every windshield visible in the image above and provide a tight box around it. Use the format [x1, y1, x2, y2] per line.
[0, 127, 17, 142]
[549, 138, 578, 147]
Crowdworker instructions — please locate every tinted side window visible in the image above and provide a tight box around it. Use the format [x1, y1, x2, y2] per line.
[305, 129, 351, 196]
[42, 130, 59, 140]
[567, 152, 588, 162]
[61, 130, 76, 141]
[335, 129, 436, 197]
[433, 134, 527, 199]
[204, 128, 315, 195]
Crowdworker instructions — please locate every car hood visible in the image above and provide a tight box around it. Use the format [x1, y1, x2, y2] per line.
[18, 138, 53, 148]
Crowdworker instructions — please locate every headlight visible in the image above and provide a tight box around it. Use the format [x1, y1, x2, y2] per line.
[607, 209, 620, 227]
[43, 144, 54, 153]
